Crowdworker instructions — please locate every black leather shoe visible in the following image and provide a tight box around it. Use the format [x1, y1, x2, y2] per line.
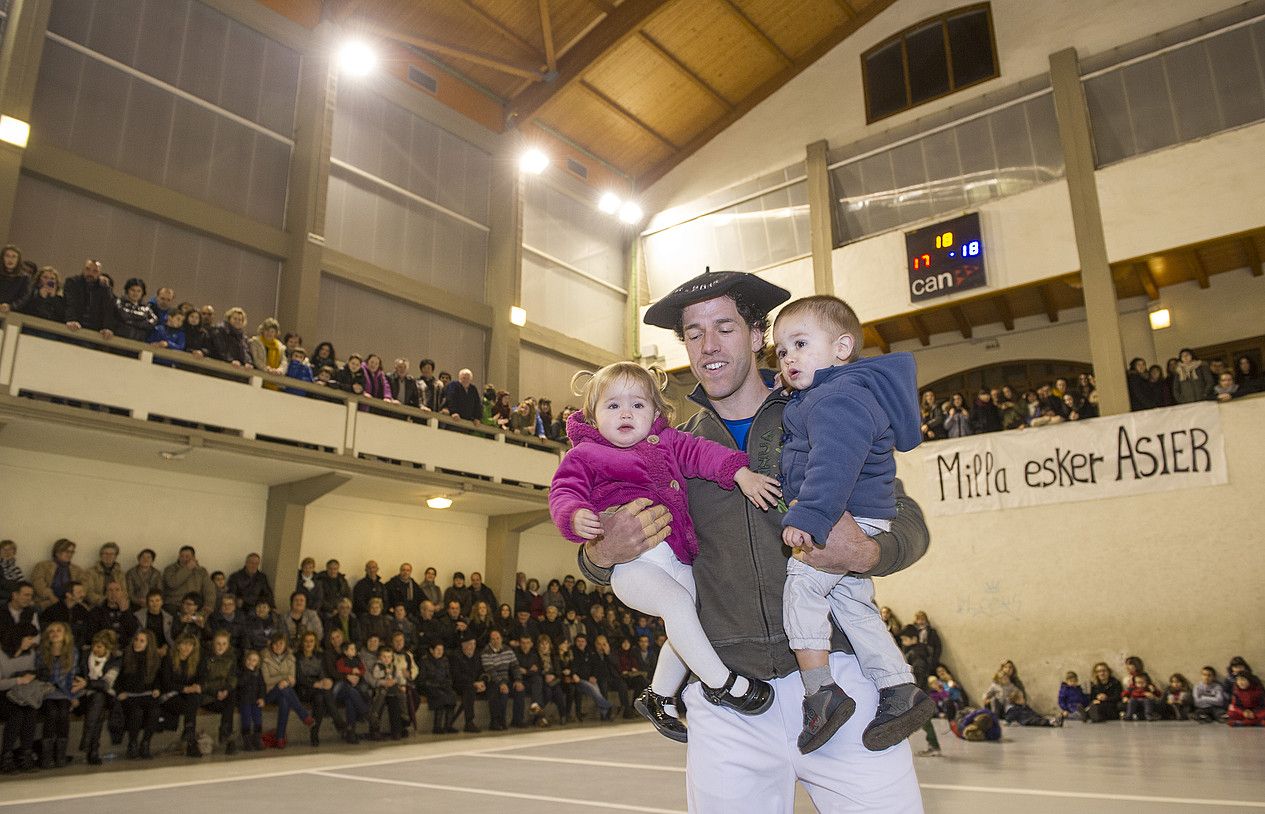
[634, 689, 688, 743]
[701, 672, 774, 715]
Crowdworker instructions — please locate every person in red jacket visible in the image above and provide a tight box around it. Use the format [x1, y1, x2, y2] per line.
[1226, 674, 1265, 727]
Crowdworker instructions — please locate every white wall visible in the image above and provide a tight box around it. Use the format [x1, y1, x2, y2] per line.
[0, 447, 265, 577]
[645, 0, 1243, 214]
[883, 395, 1265, 713]
[518, 525, 582, 588]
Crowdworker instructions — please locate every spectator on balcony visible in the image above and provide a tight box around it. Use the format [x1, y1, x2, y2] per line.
[1172, 348, 1215, 404]
[125, 549, 161, 611]
[182, 307, 213, 358]
[62, 259, 115, 338]
[1214, 372, 1240, 402]
[538, 399, 556, 440]
[919, 390, 945, 441]
[362, 354, 396, 401]
[943, 393, 972, 437]
[387, 358, 421, 409]
[248, 317, 286, 376]
[969, 389, 1002, 434]
[284, 347, 314, 394]
[435, 370, 452, 410]
[1144, 365, 1171, 408]
[228, 554, 273, 610]
[30, 539, 87, 610]
[0, 244, 29, 312]
[198, 304, 216, 325]
[1235, 355, 1263, 395]
[442, 369, 482, 423]
[509, 398, 539, 436]
[162, 546, 214, 616]
[416, 359, 438, 411]
[212, 308, 253, 368]
[113, 278, 158, 342]
[1127, 358, 1157, 411]
[336, 353, 368, 395]
[554, 406, 576, 443]
[147, 308, 186, 352]
[282, 332, 302, 354]
[488, 390, 512, 429]
[83, 542, 123, 609]
[311, 342, 338, 372]
[146, 287, 175, 325]
[15, 266, 64, 322]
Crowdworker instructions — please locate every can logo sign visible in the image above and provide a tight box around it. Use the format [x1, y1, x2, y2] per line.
[906, 213, 986, 303]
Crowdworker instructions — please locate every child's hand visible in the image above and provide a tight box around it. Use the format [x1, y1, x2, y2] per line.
[782, 525, 812, 550]
[571, 508, 603, 540]
[735, 467, 781, 510]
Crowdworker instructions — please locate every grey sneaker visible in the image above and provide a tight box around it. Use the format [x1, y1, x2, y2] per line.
[797, 682, 857, 754]
[862, 683, 937, 752]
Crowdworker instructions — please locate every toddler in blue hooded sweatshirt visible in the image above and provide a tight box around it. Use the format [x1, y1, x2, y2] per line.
[772, 295, 934, 755]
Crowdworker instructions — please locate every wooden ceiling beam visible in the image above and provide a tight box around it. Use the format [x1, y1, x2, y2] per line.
[578, 80, 679, 150]
[639, 31, 734, 110]
[358, 22, 547, 80]
[1134, 261, 1159, 300]
[1188, 250, 1210, 289]
[717, 0, 793, 67]
[1038, 284, 1059, 322]
[909, 314, 930, 347]
[538, 0, 557, 72]
[994, 295, 1014, 331]
[638, 0, 894, 186]
[831, 0, 857, 18]
[585, 0, 618, 13]
[460, 0, 545, 62]
[508, 0, 670, 124]
[1246, 237, 1263, 277]
[864, 325, 889, 354]
[950, 306, 972, 339]
[330, 0, 363, 23]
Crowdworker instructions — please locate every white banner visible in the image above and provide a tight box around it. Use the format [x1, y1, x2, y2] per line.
[919, 402, 1228, 516]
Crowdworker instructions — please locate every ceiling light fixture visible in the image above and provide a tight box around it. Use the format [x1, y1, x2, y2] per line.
[509, 306, 527, 327]
[519, 148, 549, 175]
[426, 496, 453, 510]
[0, 116, 29, 149]
[598, 192, 621, 214]
[337, 40, 378, 77]
[618, 201, 644, 225]
[1148, 307, 1171, 330]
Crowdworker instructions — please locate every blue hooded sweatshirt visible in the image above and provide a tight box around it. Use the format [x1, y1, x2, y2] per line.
[780, 353, 921, 544]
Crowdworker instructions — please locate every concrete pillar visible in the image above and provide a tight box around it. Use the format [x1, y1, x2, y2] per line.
[1049, 48, 1130, 416]
[278, 22, 337, 344]
[805, 139, 835, 296]
[0, 0, 53, 238]
[485, 153, 524, 392]
[261, 472, 349, 596]
[485, 510, 550, 610]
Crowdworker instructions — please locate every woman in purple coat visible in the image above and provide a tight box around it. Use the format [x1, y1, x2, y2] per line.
[549, 362, 781, 741]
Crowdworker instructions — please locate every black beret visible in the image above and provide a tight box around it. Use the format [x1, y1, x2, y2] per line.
[643, 269, 791, 329]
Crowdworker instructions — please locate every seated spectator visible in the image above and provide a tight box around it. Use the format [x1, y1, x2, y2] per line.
[362, 354, 396, 401]
[390, 608, 418, 655]
[983, 667, 1021, 718]
[514, 633, 546, 724]
[315, 560, 351, 619]
[943, 393, 972, 437]
[1165, 673, 1193, 720]
[200, 630, 239, 754]
[387, 358, 421, 409]
[160, 634, 206, 759]
[447, 635, 483, 733]
[84, 542, 124, 608]
[134, 589, 173, 657]
[248, 317, 286, 376]
[970, 389, 1002, 434]
[361, 597, 394, 645]
[15, 266, 64, 322]
[126, 548, 161, 610]
[468, 571, 496, 612]
[444, 572, 473, 616]
[569, 633, 613, 721]
[1223, 656, 1253, 695]
[241, 598, 283, 654]
[236, 647, 266, 751]
[466, 601, 493, 648]
[282, 591, 323, 650]
[330, 639, 370, 744]
[294, 631, 340, 747]
[1002, 689, 1062, 727]
[553, 405, 576, 442]
[115, 629, 162, 760]
[328, 597, 362, 646]
[148, 308, 186, 352]
[480, 629, 526, 731]
[1235, 355, 1263, 395]
[1193, 666, 1228, 723]
[912, 611, 942, 666]
[926, 675, 961, 719]
[536, 634, 570, 723]
[294, 557, 323, 612]
[1, 540, 26, 604]
[228, 554, 273, 610]
[206, 594, 244, 650]
[0, 244, 30, 312]
[1172, 348, 1214, 404]
[1085, 662, 1123, 723]
[385, 563, 422, 615]
[1058, 671, 1089, 720]
[30, 538, 87, 610]
[616, 636, 649, 698]
[418, 567, 442, 607]
[78, 629, 120, 765]
[198, 304, 216, 326]
[114, 277, 158, 342]
[211, 307, 253, 367]
[211, 570, 229, 614]
[1226, 673, 1265, 727]
[879, 606, 901, 640]
[41, 581, 90, 649]
[442, 369, 482, 423]
[63, 259, 115, 338]
[1123, 672, 1161, 721]
[420, 640, 457, 734]
[260, 633, 314, 749]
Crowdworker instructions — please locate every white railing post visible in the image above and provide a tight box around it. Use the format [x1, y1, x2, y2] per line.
[0, 321, 20, 391]
[343, 401, 358, 455]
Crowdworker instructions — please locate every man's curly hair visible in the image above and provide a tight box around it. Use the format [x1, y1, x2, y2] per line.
[671, 288, 771, 342]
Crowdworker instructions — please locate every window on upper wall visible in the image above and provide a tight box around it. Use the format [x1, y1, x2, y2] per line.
[862, 4, 999, 123]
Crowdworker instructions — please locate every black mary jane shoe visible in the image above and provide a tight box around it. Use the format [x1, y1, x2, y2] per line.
[634, 688, 688, 743]
[700, 671, 774, 715]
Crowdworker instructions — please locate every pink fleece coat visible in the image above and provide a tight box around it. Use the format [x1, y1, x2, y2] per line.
[549, 411, 748, 565]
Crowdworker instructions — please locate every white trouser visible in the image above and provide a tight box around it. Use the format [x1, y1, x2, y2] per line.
[609, 541, 728, 693]
[684, 651, 922, 813]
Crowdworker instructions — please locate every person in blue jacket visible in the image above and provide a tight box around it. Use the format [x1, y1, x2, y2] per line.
[284, 347, 314, 396]
[773, 295, 934, 755]
[148, 309, 187, 352]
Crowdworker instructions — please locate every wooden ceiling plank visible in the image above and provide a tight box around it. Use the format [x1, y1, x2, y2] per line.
[586, 0, 618, 13]
[460, 0, 546, 62]
[358, 21, 546, 80]
[538, 0, 557, 72]
[865, 324, 890, 354]
[994, 295, 1014, 331]
[639, 31, 734, 110]
[1038, 284, 1059, 323]
[577, 80, 679, 150]
[717, 0, 793, 67]
[331, 0, 363, 23]
[638, 0, 895, 186]
[508, 0, 671, 124]
[1246, 237, 1263, 277]
[831, 0, 857, 18]
[1188, 250, 1210, 289]
[909, 314, 930, 347]
[1134, 261, 1159, 300]
[949, 305, 972, 339]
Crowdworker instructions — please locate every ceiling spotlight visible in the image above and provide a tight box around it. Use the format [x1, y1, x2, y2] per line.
[1148, 307, 1171, 330]
[519, 148, 550, 175]
[598, 192, 621, 214]
[509, 306, 527, 327]
[338, 40, 377, 77]
[426, 496, 453, 510]
[618, 201, 644, 224]
[0, 116, 29, 149]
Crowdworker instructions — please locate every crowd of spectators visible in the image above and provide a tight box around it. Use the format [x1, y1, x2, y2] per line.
[0, 536, 663, 773]
[1127, 350, 1263, 411]
[0, 249, 577, 442]
[878, 606, 1261, 755]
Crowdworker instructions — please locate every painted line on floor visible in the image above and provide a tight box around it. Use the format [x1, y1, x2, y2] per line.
[920, 783, 1265, 808]
[479, 752, 687, 773]
[310, 769, 686, 813]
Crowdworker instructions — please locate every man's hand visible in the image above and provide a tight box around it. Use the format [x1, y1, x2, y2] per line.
[794, 511, 880, 575]
[583, 498, 671, 569]
[572, 509, 603, 540]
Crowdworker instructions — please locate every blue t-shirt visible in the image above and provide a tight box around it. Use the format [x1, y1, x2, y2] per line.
[721, 416, 755, 450]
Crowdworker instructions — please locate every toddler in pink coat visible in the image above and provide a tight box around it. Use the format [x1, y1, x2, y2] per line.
[550, 362, 782, 741]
